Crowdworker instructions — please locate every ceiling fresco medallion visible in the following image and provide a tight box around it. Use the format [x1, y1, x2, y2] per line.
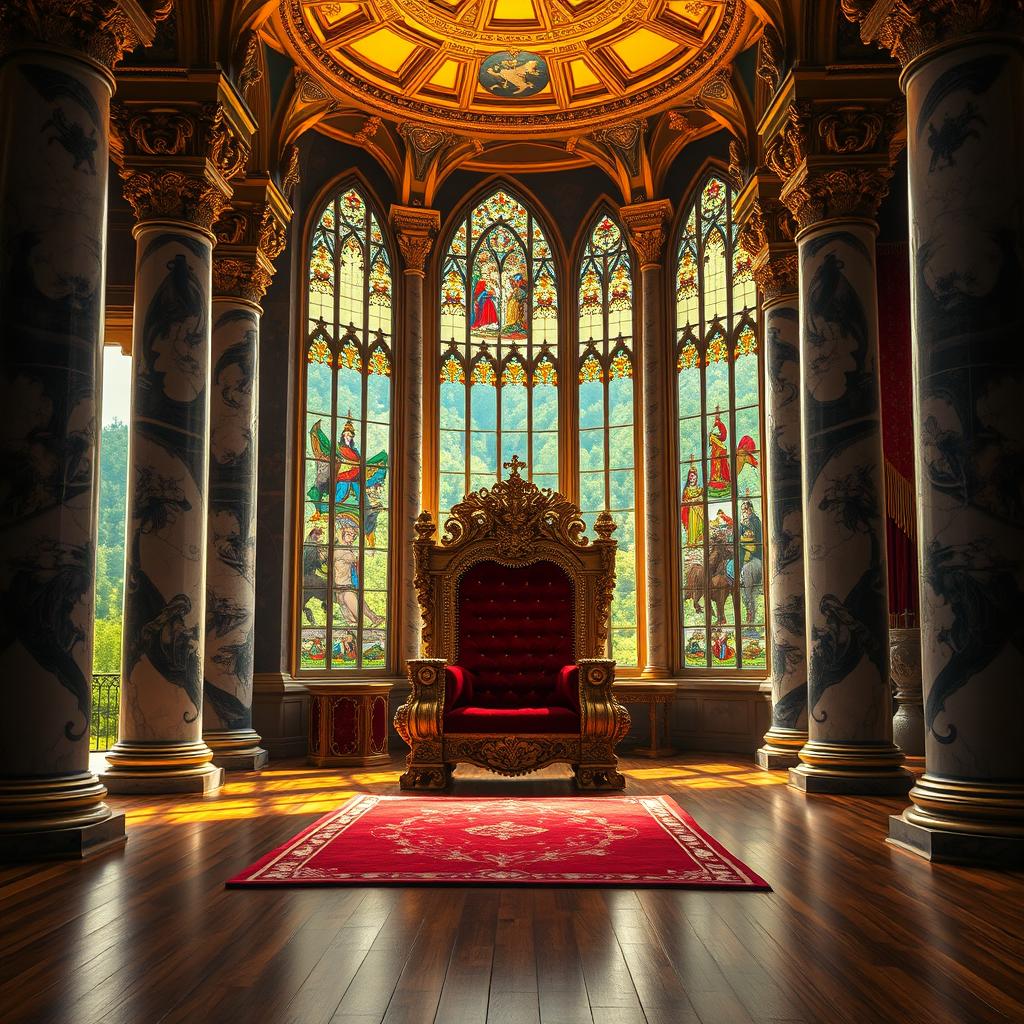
[480, 51, 550, 98]
[275, 0, 757, 135]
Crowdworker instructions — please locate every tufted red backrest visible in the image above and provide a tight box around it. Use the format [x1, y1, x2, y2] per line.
[456, 560, 575, 708]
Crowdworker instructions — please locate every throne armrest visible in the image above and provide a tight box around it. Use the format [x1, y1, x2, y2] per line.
[445, 665, 474, 708]
[394, 658, 447, 746]
[575, 658, 630, 745]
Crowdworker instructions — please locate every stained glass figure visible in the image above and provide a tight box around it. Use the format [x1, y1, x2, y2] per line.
[298, 185, 393, 673]
[439, 188, 560, 507]
[576, 211, 638, 666]
[675, 174, 764, 671]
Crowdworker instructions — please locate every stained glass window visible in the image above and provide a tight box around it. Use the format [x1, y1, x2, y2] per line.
[439, 188, 559, 511]
[298, 185, 393, 673]
[675, 174, 765, 672]
[577, 211, 639, 666]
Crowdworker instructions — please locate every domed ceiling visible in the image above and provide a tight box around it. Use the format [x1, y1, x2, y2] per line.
[272, 0, 756, 136]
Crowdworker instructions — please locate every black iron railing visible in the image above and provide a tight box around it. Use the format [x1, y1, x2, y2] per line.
[90, 673, 120, 752]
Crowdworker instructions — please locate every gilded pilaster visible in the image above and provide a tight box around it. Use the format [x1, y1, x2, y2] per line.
[102, 76, 254, 794]
[845, 0, 1024, 864]
[622, 199, 673, 678]
[764, 84, 912, 794]
[389, 204, 440, 666]
[202, 179, 290, 772]
[0, 0, 162, 859]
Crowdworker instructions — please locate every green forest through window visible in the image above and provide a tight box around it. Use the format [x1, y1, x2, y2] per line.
[577, 211, 639, 667]
[438, 187, 560, 512]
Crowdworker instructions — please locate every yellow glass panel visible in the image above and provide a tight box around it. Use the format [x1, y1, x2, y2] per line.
[429, 59, 459, 89]
[569, 59, 599, 89]
[611, 28, 677, 73]
[349, 28, 418, 72]
[491, 0, 537, 19]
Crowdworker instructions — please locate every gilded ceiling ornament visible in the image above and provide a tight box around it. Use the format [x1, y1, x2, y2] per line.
[237, 32, 264, 95]
[398, 122, 458, 181]
[593, 119, 647, 178]
[354, 116, 382, 145]
[755, 23, 783, 96]
[281, 143, 300, 201]
[274, 0, 752, 135]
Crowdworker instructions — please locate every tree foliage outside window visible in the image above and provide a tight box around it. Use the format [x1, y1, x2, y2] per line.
[439, 187, 559, 512]
[298, 184, 394, 672]
[577, 212, 639, 666]
[675, 174, 765, 671]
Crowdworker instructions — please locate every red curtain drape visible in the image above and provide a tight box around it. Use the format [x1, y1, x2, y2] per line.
[876, 242, 918, 623]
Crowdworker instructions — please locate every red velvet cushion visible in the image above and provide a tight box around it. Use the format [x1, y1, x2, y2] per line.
[456, 560, 575, 708]
[444, 705, 580, 734]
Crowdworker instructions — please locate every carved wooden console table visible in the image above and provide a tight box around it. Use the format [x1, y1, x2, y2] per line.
[613, 681, 676, 758]
[306, 682, 394, 767]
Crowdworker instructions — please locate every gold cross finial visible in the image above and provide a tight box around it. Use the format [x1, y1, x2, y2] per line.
[503, 454, 527, 477]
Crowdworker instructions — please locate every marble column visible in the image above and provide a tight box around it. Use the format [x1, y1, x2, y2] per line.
[622, 200, 673, 678]
[0, 3, 157, 858]
[766, 97, 911, 794]
[736, 181, 808, 770]
[202, 183, 289, 771]
[102, 89, 252, 794]
[845, 0, 1024, 863]
[389, 205, 440, 666]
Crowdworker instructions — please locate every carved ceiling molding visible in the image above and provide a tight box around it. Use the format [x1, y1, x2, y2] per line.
[271, 0, 755, 136]
[620, 198, 673, 270]
[841, 0, 1024, 68]
[592, 119, 647, 179]
[389, 204, 441, 277]
[398, 122, 459, 182]
[0, 0, 165, 70]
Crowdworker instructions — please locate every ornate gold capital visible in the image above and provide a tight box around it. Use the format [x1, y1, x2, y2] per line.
[120, 169, 229, 231]
[841, 0, 1024, 68]
[212, 257, 273, 305]
[112, 76, 256, 232]
[620, 199, 673, 271]
[734, 179, 798, 302]
[764, 96, 904, 229]
[389, 204, 441, 277]
[0, 0, 164, 71]
[212, 176, 292, 301]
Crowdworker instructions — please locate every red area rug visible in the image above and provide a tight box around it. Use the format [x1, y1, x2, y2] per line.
[227, 795, 769, 889]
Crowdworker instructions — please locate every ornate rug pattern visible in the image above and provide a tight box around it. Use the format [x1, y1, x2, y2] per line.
[227, 795, 769, 889]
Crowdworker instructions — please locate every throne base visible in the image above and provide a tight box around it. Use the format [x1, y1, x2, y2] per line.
[399, 734, 626, 791]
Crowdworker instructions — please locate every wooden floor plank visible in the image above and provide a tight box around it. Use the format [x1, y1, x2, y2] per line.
[0, 755, 1021, 1024]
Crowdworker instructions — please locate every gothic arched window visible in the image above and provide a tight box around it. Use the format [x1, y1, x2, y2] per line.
[577, 211, 639, 666]
[439, 187, 559, 512]
[675, 174, 765, 672]
[297, 184, 394, 673]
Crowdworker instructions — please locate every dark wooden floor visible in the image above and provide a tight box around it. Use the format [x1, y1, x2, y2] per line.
[1, 754, 1022, 1024]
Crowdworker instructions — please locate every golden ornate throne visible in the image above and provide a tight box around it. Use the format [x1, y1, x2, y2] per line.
[394, 456, 630, 790]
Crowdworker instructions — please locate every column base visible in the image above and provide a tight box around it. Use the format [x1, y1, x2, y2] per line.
[204, 729, 269, 772]
[0, 813, 126, 862]
[757, 746, 801, 770]
[101, 740, 224, 794]
[789, 740, 912, 794]
[756, 726, 807, 770]
[887, 812, 1024, 868]
[0, 772, 125, 860]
